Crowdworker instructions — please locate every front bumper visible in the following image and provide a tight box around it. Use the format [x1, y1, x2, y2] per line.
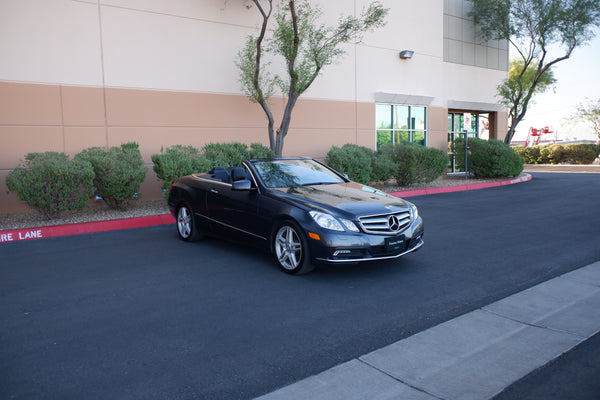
[310, 217, 424, 264]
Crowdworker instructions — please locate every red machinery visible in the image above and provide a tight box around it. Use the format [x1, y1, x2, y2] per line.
[525, 126, 553, 147]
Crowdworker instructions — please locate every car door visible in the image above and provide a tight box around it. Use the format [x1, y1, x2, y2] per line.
[205, 171, 270, 247]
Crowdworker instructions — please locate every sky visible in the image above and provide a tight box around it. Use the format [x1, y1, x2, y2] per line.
[512, 30, 600, 143]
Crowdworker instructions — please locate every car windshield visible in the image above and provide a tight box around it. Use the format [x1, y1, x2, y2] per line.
[251, 159, 345, 188]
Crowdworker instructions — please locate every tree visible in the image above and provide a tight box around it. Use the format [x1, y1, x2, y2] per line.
[498, 59, 556, 132]
[467, 0, 600, 144]
[237, 0, 388, 156]
[571, 98, 600, 143]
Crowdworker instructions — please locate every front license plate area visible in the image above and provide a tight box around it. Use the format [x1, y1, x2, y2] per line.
[385, 236, 405, 252]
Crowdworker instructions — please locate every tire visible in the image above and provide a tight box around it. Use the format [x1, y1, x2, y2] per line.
[176, 204, 203, 241]
[273, 222, 315, 275]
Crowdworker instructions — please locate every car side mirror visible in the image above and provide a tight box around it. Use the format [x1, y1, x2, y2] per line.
[232, 180, 255, 191]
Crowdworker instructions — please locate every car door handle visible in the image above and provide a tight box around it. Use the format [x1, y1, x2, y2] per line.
[210, 189, 219, 194]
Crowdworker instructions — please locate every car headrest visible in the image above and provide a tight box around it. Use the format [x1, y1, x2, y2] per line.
[231, 167, 248, 182]
[210, 166, 230, 183]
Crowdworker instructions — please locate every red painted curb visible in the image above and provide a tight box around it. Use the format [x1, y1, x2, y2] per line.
[389, 173, 532, 198]
[0, 213, 175, 244]
[1, 174, 532, 243]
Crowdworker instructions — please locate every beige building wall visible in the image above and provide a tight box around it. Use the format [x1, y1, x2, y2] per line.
[0, 0, 507, 213]
[0, 81, 375, 212]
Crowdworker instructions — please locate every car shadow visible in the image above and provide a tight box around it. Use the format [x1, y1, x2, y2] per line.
[165, 227, 421, 280]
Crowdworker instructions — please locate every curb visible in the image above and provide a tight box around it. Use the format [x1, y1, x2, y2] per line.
[0, 174, 532, 243]
[389, 173, 532, 197]
[0, 214, 174, 244]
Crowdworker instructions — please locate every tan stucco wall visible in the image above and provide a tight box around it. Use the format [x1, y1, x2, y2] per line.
[427, 106, 449, 151]
[490, 111, 509, 142]
[0, 81, 380, 213]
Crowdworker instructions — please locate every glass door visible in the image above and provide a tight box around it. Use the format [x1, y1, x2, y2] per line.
[448, 113, 479, 172]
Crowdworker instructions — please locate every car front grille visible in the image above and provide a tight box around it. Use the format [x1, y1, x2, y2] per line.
[358, 210, 411, 235]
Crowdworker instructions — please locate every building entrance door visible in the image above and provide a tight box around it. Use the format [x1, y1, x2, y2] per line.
[447, 112, 489, 172]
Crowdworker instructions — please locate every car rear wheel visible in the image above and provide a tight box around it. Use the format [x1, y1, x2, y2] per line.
[177, 204, 203, 241]
[274, 222, 314, 274]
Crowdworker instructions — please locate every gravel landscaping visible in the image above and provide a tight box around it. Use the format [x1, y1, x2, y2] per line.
[0, 199, 170, 231]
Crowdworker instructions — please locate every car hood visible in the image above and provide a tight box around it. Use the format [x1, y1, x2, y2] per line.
[272, 182, 411, 217]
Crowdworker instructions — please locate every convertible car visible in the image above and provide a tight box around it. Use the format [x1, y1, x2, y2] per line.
[168, 158, 424, 274]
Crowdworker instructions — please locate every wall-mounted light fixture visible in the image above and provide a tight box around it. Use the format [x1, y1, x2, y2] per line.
[399, 50, 414, 59]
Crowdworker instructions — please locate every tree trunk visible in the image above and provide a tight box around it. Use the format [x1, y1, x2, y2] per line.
[504, 125, 516, 145]
[505, 112, 526, 145]
[275, 92, 299, 157]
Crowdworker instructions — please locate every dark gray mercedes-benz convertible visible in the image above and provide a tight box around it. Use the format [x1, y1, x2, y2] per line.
[168, 157, 424, 274]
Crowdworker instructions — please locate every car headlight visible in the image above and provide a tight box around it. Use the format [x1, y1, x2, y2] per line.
[309, 211, 358, 232]
[339, 217, 360, 232]
[408, 202, 419, 220]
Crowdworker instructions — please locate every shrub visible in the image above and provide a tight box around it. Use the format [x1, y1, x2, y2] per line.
[202, 142, 250, 169]
[380, 142, 448, 185]
[455, 138, 524, 177]
[248, 142, 277, 159]
[325, 144, 373, 184]
[412, 145, 449, 183]
[513, 143, 599, 164]
[371, 150, 397, 182]
[539, 144, 565, 164]
[524, 145, 542, 164]
[5, 152, 95, 219]
[151, 142, 275, 198]
[201, 142, 275, 169]
[566, 143, 600, 164]
[76, 142, 148, 210]
[512, 145, 526, 161]
[513, 145, 541, 164]
[151, 145, 210, 196]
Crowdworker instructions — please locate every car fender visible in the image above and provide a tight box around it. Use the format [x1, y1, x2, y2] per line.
[268, 206, 316, 254]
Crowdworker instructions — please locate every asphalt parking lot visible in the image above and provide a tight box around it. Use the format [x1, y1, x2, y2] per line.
[1, 172, 599, 399]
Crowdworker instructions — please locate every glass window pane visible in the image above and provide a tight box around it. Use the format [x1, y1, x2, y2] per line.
[454, 114, 463, 132]
[412, 131, 425, 146]
[377, 130, 392, 148]
[395, 130, 410, 143]
[469, 113, 477, 133]
[376, 105, 392, 130]
[411, 106, 426, 130]
[393, 105, 409, 130]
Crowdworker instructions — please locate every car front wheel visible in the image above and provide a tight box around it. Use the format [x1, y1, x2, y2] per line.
[177, 204, 203, 241]
[274, 222, 314, 274]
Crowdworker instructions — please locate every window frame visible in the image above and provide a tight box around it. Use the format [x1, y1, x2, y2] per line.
[376, 104, 427, 149]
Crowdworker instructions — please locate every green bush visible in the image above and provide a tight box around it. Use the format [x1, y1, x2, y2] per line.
[5, 152, 95, 219]
[513, 143, 599, 164]
[455, 138, 524, 178]
[524, 145, 542, 164]
[380, 142, 448, 185]
[513, 145, 542, 164]
[325, 144, 373, 184]
[76, 142, 148, 210]
[248, 142, 277, 159]
[412, 145, 449, 184]
[151, 145, 211, 196]
[151, 142, 275, 198]
[563, 143, 600, 164]
[371, 150, 397, 182]
[539, 144, 564, 164]
[202, 142, 249, 168]
[512, 145, 526, 160]
[201, 142, 275, 169]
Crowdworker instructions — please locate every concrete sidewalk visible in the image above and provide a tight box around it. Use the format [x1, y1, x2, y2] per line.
[256, 261, 600, 400]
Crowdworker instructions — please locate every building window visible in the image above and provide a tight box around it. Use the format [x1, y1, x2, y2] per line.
[376, 104, 427, 149]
